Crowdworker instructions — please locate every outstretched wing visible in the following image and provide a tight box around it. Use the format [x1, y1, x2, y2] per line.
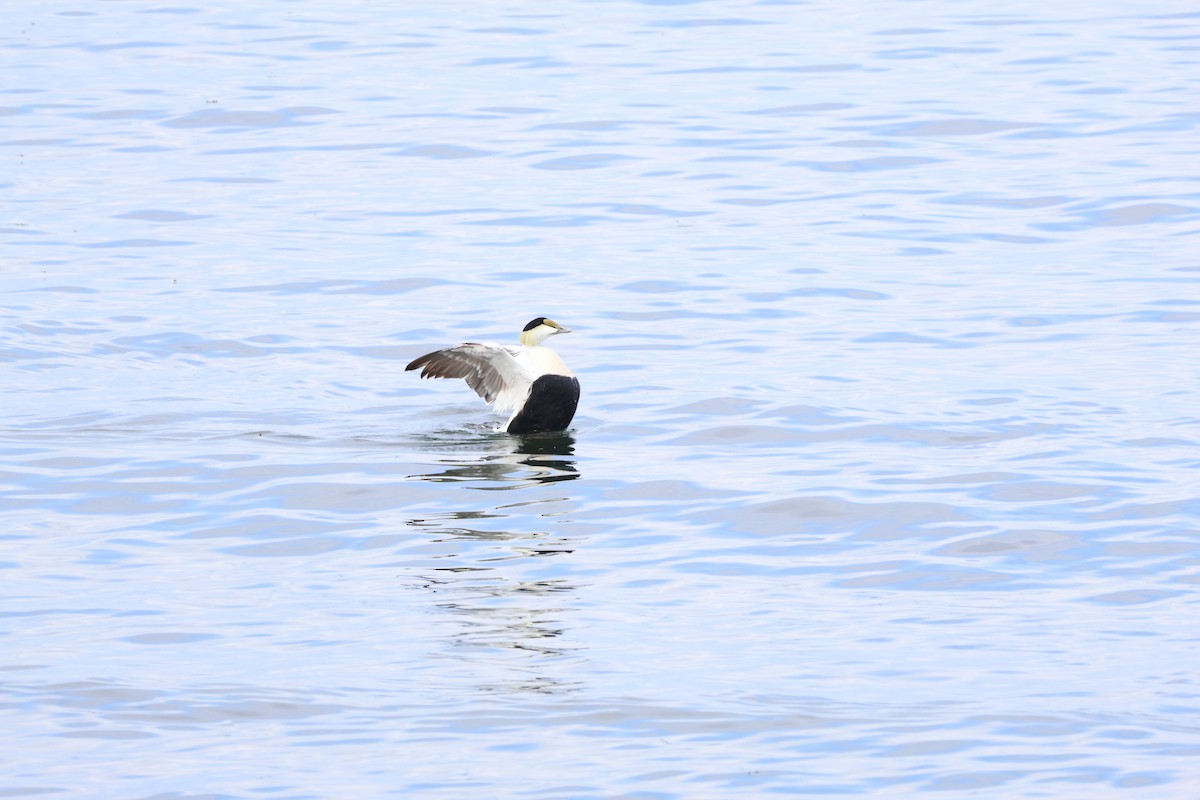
[406, 343, 532, 412]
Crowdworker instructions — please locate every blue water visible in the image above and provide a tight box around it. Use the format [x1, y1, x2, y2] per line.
[3, 1, 1199, 797]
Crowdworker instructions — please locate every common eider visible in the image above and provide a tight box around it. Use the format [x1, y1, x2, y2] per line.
[406, 317, 580, 434]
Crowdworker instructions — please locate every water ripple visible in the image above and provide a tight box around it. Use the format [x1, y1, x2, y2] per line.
[4, 1, 1199, 797]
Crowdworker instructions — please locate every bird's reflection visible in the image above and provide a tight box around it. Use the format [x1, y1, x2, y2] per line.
[403, 428, 584, 695]
[417, 570, 585, 694]
[411, 430, 578, 486]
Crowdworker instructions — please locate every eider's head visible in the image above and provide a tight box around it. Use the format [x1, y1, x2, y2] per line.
[520, 317, 572, 346]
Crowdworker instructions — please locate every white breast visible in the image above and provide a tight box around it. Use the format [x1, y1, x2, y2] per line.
[517, 345, 574, 379]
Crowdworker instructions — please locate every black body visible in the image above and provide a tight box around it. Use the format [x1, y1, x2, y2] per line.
[506, 375, 580, 434]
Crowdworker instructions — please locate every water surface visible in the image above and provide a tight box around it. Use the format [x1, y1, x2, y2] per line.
[3, 1, 1199, 797]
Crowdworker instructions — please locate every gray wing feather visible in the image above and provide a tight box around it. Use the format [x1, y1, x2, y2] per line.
[405, 343, 528, 407]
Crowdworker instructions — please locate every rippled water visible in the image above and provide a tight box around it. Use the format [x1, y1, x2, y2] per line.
[4, 1, 1200, 797]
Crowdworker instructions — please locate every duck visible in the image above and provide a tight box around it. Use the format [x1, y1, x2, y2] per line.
[405, 317, 580, 434]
